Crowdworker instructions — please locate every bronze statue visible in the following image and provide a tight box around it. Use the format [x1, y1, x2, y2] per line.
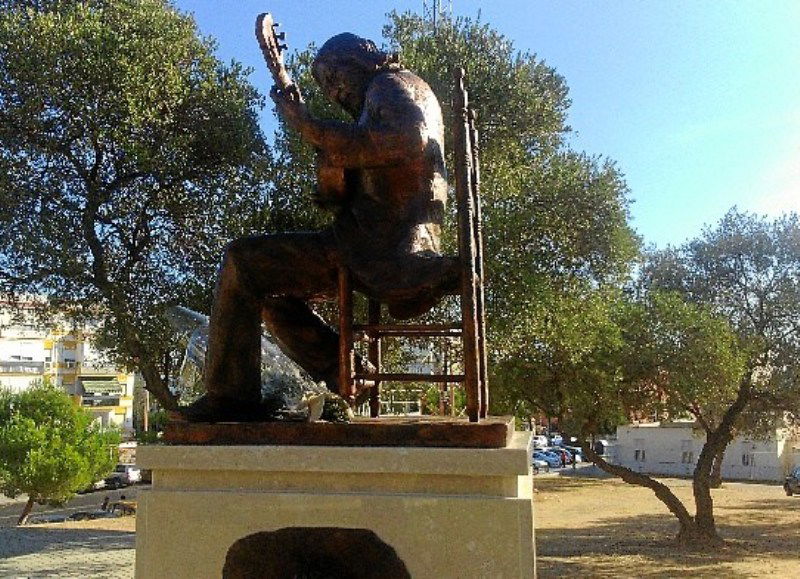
[177, 18, 458, 422]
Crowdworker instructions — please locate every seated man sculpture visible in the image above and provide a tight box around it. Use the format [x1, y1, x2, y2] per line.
[180, 32, 459, 422]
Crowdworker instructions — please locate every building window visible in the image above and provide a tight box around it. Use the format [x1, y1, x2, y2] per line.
[681, 440, 694, 464]
[742, 453, 755, 466]
[634, 438, 646, 462]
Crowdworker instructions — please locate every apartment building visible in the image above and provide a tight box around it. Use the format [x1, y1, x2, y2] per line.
[0, 300, 135, 434]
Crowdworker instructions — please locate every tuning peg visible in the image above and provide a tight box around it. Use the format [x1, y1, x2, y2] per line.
[272, 22, 281, 29]
[279, 44, 288, 52]
[275, 31, 286, 41]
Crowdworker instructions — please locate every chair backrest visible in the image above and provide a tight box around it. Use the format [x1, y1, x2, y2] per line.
[452, 67, 488, 421]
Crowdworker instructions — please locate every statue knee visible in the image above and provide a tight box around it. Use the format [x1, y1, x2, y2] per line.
[222, 237, 262, 275]
[217, 238, 258, 291]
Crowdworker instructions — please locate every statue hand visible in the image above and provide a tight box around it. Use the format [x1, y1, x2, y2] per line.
[271, 84, 309, 129]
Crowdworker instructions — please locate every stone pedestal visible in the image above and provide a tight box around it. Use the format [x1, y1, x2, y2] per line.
[135, 432, 534, 578]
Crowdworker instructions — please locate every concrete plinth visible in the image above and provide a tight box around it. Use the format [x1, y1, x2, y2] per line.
[135, 432, 534, 578]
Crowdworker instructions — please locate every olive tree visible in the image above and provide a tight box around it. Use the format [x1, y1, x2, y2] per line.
[0, 382, 120, 525]
[0, 0, 267, 409]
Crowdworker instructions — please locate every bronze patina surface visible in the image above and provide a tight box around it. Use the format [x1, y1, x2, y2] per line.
[178, 25, 458, 422]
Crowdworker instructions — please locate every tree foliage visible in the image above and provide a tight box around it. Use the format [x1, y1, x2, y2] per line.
[645, 209, 800, 424]
[563, 210, 800, 546]
[630, 209, 800, 541]
[0, 0, 268, 408]
[0, 382, 120, 525]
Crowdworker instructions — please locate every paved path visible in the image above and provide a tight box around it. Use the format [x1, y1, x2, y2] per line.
[0, 522, 135, 578]
[0, 490, 140, 578]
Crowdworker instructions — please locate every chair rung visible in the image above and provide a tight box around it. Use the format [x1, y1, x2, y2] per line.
[354, 372, 466, 383]
[353, 323, 462, 337]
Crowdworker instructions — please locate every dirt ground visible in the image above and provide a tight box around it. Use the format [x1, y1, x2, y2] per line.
[40, 515, 137, 533]
[534, 470, 800, 578]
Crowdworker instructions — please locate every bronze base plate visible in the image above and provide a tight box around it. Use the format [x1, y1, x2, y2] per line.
[163, 415, 514, 448]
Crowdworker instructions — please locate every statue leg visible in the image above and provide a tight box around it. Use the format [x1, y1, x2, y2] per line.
[260, 297, 341, 387]
[184, 231, 339, 421]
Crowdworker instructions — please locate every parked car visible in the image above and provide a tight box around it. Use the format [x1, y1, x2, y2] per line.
[531, 435, 549, 449]
[563, 446, 585, 463]
[549, 433, 563, 446]
[104, 475, 126, 490]
[77, 479, 106, 494]
[105, 464, 142, 489]
[115, 463, 142, 484]
[784, 466, 800, 496]
[543, 447, 572, 465]
[593, 439, 610, 456]
[533, 451, 561, 469]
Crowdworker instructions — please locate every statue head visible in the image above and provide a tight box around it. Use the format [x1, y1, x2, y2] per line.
[312, 33, 399, 117]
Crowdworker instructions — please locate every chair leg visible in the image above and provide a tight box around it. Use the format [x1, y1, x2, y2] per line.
[368, 299, 381, 417]
[337, 268, 356, 408]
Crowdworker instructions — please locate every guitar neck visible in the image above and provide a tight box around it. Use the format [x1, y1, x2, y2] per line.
[260, 50, 294, 90]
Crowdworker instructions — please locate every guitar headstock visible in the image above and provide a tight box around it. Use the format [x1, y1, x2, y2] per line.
[256, 12, 292, 89]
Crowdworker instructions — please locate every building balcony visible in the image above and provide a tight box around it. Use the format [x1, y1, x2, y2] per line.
[0, 360, 45, 374]
[81, 395, 121, 408]
[80, 363, 121, 375]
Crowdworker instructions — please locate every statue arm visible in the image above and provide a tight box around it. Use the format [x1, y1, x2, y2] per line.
[273, 77, 430, 168]
[299, 117, 427, 168]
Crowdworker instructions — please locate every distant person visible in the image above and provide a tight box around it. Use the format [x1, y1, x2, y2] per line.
[100, 496, 110, 511]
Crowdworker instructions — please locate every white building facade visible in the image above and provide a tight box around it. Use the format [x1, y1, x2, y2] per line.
[0, 300, 135, 435]
[615, 421, 800, 482]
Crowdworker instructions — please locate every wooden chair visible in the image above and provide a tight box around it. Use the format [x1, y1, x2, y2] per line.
[337, 68, 488, 422]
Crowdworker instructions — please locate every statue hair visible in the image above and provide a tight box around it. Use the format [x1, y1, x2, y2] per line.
[313, 33, 401, 75]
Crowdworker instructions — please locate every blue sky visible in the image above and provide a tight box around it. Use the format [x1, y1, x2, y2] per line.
[174, 1, 800, 249]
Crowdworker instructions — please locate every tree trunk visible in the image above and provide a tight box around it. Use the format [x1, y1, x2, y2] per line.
[81, 190, 179, 412]
[674, 518, 723, 546]
[692, 376, 752, 543]
[580, 435, 695, 532]
[17, 497, 35, 526]
[137, 354, 178, 411]
[709, 446, 725, 489]
[581, 434, 725, 548]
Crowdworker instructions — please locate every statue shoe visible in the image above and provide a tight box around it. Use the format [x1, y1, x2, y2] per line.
[169, 394, 268, 423]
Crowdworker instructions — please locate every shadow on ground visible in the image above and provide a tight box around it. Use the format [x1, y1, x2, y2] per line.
[533, 476, 609, 495]
[0, 525, 133, 560]
[536, 507, 798, 578]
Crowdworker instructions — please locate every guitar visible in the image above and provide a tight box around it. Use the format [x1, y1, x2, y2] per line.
[255, 13, 294, 93]
[256, 12, 350, 208]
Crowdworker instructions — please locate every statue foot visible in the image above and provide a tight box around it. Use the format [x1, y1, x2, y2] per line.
[169, 395, 269, 423]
